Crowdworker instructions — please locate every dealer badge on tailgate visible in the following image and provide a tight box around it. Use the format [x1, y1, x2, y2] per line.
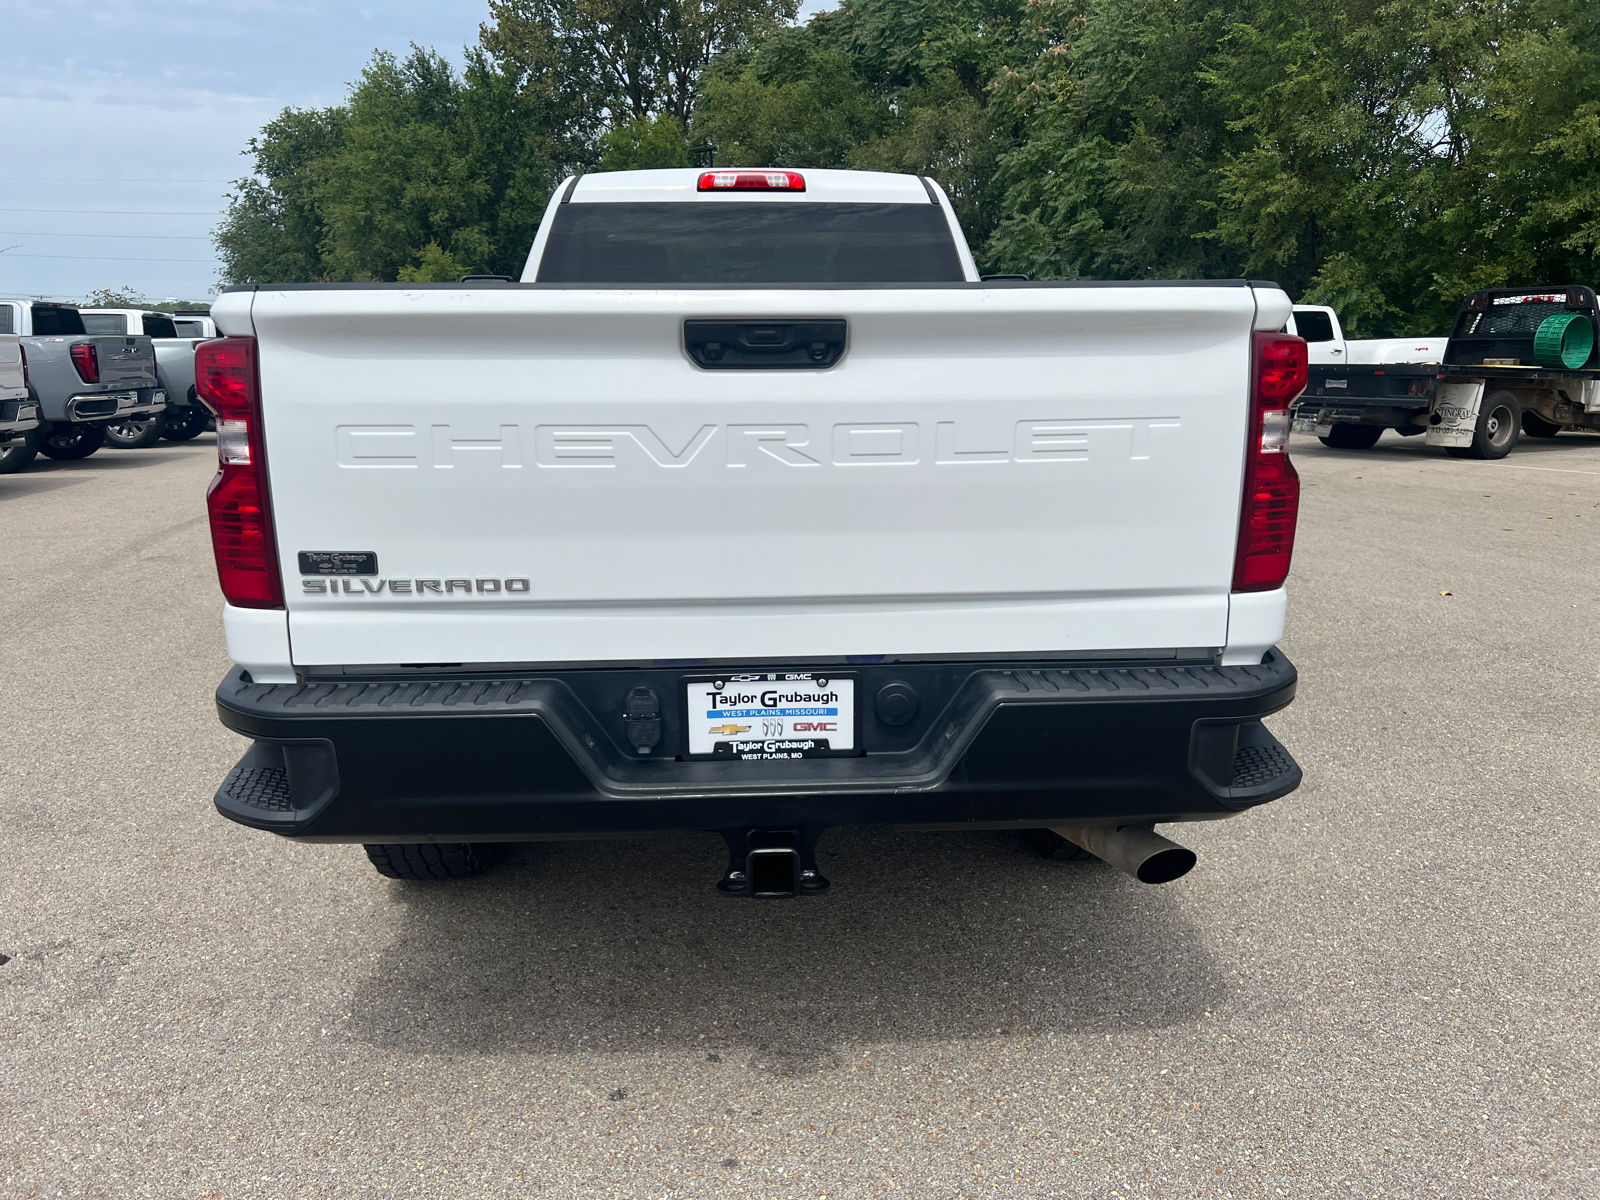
[685, 674, 856, 760]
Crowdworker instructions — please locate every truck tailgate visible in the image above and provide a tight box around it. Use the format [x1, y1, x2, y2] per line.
[93, 336, 157, 388]
[232, 284, 1278, 668]
[0, 335, 22, 396]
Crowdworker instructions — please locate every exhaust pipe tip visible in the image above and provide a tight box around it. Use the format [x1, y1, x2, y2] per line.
[1050, 824, 1197, 885]
[1129, 843, 1197, 885]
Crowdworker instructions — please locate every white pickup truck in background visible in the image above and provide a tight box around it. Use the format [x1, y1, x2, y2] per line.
[1286, 304, 1448, 367]
[202, 167, 1306, 895]
[1286, 305, 1449, 449]
[172, 313, 217, 339]
[0, 323, 39, 452]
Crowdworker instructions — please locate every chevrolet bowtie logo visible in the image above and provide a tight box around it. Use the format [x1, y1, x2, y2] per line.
[707, 724, 750, 736]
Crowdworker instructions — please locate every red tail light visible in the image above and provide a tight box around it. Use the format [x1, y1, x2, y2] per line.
[1233, 332, 1307, 592]
[70, 342, 99, 383]
[697, 170, 805, 191]
[196, 337, 282, 608]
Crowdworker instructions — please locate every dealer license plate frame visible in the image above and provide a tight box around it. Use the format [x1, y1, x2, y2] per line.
[682, 671, 860, 762]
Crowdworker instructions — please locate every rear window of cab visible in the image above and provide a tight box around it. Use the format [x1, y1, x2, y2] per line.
[537, 202, 964, 284]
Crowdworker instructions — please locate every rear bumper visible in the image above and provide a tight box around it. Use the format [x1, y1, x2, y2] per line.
[0, 398, 40, 440]
[63, 388, 166, 423]
[1293, 402, 1430, 430]
[1294, 365, 1438, 427]
[212, 652, 1302, 841]
[1293, 390, 1432, 429]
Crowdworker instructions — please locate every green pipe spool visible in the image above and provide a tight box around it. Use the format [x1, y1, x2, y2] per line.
[1532, 313, 1595, 369]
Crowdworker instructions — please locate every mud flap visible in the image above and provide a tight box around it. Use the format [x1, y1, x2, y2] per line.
[1424, 381, 1484, 448]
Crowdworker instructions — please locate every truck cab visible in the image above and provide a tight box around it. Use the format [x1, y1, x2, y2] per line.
[1286, 305, 1449, 367]
[172, 313, 217, 339]
[1283, 306, 1345, 365]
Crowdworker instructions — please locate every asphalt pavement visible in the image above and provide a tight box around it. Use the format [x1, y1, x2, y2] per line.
[2, 430, 1597, 1198]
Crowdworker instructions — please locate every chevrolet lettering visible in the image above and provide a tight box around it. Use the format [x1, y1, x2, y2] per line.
[203, 166, 1304, 898]
[336, 418, 1184, 470]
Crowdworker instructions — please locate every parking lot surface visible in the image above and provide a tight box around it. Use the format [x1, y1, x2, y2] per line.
[2, 432, 1597, 1198]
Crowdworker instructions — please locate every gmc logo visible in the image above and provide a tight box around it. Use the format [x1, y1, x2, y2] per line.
[334, 419, 1182, 469]
[791, 721, 837, 732]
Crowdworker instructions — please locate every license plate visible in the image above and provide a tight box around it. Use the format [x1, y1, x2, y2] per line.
[685, 673, 855, 759]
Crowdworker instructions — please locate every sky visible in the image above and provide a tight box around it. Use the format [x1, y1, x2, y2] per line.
[0, 2, 509, 303]
[0, 1, 834, 305]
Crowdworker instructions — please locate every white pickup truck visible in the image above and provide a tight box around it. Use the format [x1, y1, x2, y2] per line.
[1285, 304, 1450, 449]
[1285, 304, 1449, 368]
[0, 322, 39, 454]
[203, 167, 1305, 895]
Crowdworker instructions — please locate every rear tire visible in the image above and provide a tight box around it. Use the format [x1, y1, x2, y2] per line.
[103, 413, 166, 449]
[1446, 390, 1520, 460]
[364, 842, 494, 880]
[0, 432, 40, 474]
[38, 424, 106, 460]
[1318, 423, 1384, 450]
[1521, 411, 1561, 439]
[160, 406, 207, 441]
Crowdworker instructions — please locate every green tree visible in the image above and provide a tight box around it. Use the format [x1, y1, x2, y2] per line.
[1444, 0, 1600, 303]
[215, 0, 1600, 316]
[481, 0, 798, 130]
[215, 46, 557, 284]
[597, 112, 692, 168]
[215, 106, 347, 284]
[692, 0, 1025, 249]
[694, 37, 895, 168]
[314, 49, 486, 281]
[985, 0, 1239, 281]
[81, 286, 149, 307]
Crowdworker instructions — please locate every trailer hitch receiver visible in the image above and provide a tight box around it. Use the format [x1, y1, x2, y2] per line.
[716, 827, 829, 898]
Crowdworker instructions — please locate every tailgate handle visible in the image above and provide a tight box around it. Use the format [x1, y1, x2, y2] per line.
[684, 319, 846, 370]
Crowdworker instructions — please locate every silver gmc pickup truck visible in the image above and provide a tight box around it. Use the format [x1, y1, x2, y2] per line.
[79, 308, 209, 445]
[0, 299, 162, 471]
